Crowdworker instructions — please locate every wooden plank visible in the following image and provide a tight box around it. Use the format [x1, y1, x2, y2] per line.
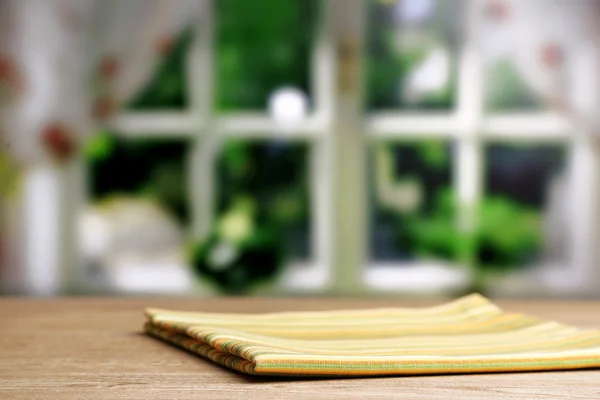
[0, 297, 599, 399]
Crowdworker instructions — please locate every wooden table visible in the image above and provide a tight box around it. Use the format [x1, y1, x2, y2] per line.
[1, 297, 599, 399]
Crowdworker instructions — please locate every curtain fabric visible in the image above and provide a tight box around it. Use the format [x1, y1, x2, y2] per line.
[0, 0, 200, 166]
[481, 0, 600, 131]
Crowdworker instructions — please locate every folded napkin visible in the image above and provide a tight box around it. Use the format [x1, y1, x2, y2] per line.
[144, 294, 600, 376]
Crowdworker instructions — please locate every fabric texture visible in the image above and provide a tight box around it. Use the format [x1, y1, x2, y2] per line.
[144, 294, 600, 377]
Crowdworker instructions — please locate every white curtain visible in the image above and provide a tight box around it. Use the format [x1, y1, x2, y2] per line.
[0, 0, 201, 165]
[481, 0, 600, 131]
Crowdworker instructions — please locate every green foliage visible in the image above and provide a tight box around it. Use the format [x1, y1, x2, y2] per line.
[476, 195, 541, 268]
[191, 138, 310, 293]
[127, 30, 192, 110]
[190, 198, 285, 294]
[217, 0, 317, 110]
[417, 141, 449, 169]
[221, 140, 252, 179]
[403, 187, 542, 271]
[383, 141, 544, 271]
[85, 135, 189, 224]
[84, 130, 115, 161]
[403, 188, 457, 260]
[216, 139, 311, 259]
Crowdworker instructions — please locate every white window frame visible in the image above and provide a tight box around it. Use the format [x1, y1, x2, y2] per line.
[17, 0, 595, 296]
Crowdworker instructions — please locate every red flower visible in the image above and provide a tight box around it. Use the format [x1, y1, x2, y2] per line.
[41, 123, 75, 162]
[92, 97, 116, 121]
[487, 1, 510, 21]
[0, 55, 24, 100]
[0, 56, 12, 79]
[541, 44, 563, 68]
[60, 5, 81, 29]
[155, 36, 174, 55]
[98, 56, 120, 79]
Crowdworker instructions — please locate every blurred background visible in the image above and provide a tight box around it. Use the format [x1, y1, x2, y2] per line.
[1, 0, 600, 297]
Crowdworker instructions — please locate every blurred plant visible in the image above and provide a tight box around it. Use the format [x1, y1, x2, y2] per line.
[375, 140, 543, 271]
[217, 139, 311, 259]
[217, 0, 317, 110]
[402, 187, 542, 271]
[184, 139, 310, 293]
[476, 196, 541, 268]
[190, 197, 285, 294]
[416, 140, 448, 169]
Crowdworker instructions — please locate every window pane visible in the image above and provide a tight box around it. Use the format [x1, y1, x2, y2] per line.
[216, 0, 318, 111]
[127, 31, 191, 111]
[216, 140, 311, 262]
[81, 134, 191, 288]
[484, 60, 543, 112]
[86, 135, 190, 223]
[366, 0, 463, 111]
[369, 140, 458, 262]
[480, 143, 568, 270]
[480, 1, 574, 112]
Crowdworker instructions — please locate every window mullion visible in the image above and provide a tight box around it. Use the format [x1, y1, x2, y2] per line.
[188, 0, 215, 241]
[564, 45, 600, 292]
[326, 0, 366, 294]
[311, 2, 335, 287]
[455, 0, 484, 274]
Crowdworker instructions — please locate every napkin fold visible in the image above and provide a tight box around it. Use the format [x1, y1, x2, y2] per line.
[144, 294, 600, 376]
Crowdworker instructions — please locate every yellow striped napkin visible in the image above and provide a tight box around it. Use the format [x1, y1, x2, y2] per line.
[144, 294, 600, 376]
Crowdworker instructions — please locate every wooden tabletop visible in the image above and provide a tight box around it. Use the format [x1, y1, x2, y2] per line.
[1, 296, 599, 400]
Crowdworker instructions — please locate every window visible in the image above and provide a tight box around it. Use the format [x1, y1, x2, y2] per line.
[66, 0, 600, 296]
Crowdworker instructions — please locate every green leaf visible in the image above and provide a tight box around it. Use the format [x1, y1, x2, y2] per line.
[417, 141, 448, 169]
[84, 132, 115, 161]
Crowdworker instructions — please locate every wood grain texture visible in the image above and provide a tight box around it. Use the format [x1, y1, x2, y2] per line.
[0, 296, 599, 400]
